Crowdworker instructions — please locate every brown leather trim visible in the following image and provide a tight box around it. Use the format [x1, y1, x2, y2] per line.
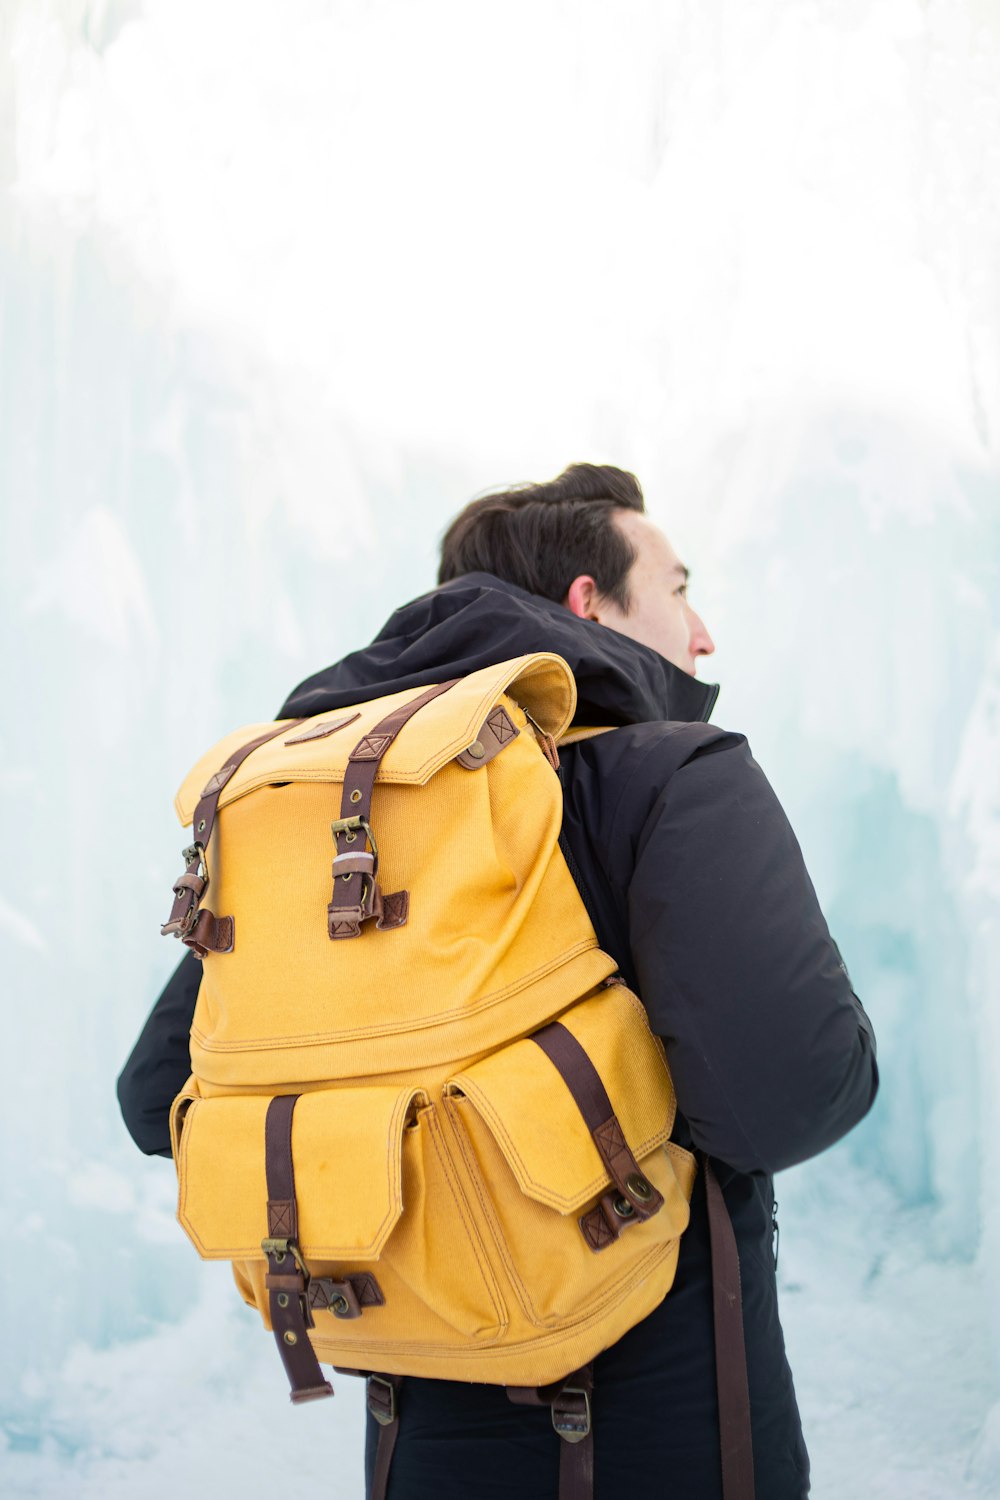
[376, 889, 409, 930]
[183, 909, 234, 957]
[161, 719, 304, 954]
[704, 1155, 756, 1499]
[455, 704, 519, 769]
[283, 712, 361, 744]
[530, 1021, 665, 1246]
[308, 1272, 385, 1318]
[262, 1095, 333, 1404]
[327, 679, 459, 939]
[368, 1374, 403, 1500]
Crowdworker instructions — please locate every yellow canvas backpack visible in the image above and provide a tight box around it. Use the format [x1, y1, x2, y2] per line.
[161, 652, 751, 1499]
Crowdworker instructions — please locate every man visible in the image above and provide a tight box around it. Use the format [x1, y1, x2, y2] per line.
[119, 463, 878, 1499]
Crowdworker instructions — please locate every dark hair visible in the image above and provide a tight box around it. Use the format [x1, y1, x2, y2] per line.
[437, 463, 645, 612]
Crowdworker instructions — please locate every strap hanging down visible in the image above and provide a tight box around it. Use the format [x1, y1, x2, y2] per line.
[703, 1154, 756, 1500]
[367, 1373, 403, 1500]
[161, 719, 304, 956]
[262, 1095, 333, 1404]
[530, 1021, 665, 1249]
[328, 679, 460, 939]
[507, 1362, 594, 1500]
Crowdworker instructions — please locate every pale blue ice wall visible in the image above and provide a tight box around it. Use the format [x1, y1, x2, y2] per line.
[2, 1, 999, 1491]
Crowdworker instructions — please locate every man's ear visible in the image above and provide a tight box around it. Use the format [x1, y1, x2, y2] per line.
[564, 575, 601, 622]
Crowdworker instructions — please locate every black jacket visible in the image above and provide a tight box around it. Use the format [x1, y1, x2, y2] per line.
[118, 572, 878, 1500]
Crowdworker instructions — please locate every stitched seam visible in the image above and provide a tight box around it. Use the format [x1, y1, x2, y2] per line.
[306, 1240, 680, 1360]
[444, 1098, 542, 1325]
[178, 1089, 413, 1261]
[183, 658, 570, 819]
[190, 939, 603, 1050]
[455, 1081, 669, 1209]
[424, 1109, 508, 1334]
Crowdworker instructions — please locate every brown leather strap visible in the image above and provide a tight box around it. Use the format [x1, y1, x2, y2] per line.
[704, 1155, 755, 1500]
[368, 1374, 402, 1500]
[161, 719, 304, 954]
[328, 679, 460, 939]
[262, 1095, 333, 1404]
[552, 1363, 594, 1500]
[530, 1021, 664, 1249]
[308, 1272, 384, 1319]
[507, 1363, 594, 1500]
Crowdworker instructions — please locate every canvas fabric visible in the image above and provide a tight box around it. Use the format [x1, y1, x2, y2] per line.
[166, 651, 697, 1389]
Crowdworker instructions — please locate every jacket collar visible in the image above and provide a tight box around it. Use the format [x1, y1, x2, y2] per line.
[280, 571, 720, 727]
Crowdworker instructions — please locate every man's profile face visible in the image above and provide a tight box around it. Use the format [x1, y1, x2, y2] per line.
[563, 510, 716, 677]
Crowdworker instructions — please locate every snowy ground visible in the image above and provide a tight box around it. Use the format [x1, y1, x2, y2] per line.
[2, 1154, 994, 1500]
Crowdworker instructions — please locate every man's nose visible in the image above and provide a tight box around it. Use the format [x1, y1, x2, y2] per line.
[688, 608, 715, 659]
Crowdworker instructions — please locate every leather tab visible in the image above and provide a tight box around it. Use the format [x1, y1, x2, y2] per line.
[267, 1199, 295, 1238]
[308, 1272, 385, 1318]
[283, 712, 361, 745]
[578, 1196, 621, 1252]
[456, 704, 520, 769]
[376, 890, 409, 930]
[183, 909, 234, 957]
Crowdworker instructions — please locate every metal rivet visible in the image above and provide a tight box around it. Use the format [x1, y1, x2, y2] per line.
[350, 789, 362, 803]
[613, 1196, 635, 1219]
[331, 1295, 349, 1316]
[466, 740, 485, 759]
[283, 1331, 298, 1346]
[277, 1293, 289, 1309]
[197, 820, 206, 833]
[626, 1174, 653, 1202]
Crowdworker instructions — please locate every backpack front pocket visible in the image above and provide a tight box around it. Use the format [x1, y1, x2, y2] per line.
[443, 981, 697, 1328]
[170, 1083, 506, 1344]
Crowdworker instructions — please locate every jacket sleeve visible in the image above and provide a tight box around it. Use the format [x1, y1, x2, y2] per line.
[116, 950, 201, 1158]
[626, 730, 878, 1176]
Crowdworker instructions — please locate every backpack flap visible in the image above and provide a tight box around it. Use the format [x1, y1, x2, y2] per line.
[446, 981, 682, 1216]
[172, 652, 577, 826]
[171, 1083, 424, 1261]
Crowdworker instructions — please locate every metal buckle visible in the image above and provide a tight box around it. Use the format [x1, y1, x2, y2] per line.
[161, 902, 198, 940]
[331, 814, 377, 854]
[551, 1386, 591, 1443]
[367, 1375, 396, 1426]
[161, 843, 208, 939]
[261, 1238, 309, 1277]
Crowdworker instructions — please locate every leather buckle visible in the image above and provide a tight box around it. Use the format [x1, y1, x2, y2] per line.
[331, 814, 378, 862]
[261, 1238, 309, 1277]
[367, 1375, 396, 1427]
[551, 1386, 591, 1443]
[161, 844, 207, 938]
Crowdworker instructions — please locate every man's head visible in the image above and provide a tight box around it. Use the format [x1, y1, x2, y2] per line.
[437, 463, 715, 676]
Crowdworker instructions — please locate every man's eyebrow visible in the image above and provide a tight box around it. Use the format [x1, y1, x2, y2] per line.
[670, 563, 690, 583]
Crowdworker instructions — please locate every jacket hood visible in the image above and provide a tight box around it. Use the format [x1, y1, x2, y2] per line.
[279, 572, 720, 727]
